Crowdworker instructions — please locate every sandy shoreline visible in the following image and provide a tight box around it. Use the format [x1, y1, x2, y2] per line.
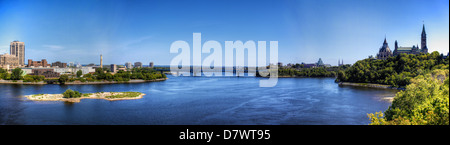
[24, 92, 145, 103]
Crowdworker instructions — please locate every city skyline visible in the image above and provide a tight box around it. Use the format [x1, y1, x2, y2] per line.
[0, 0, 449, 66]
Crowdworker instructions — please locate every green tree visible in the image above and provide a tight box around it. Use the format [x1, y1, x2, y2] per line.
[11, 68, 23, 80]
[63, 89, 82, 98]
[94, 68, 106, 80]
[0, 68, 6, 73]
[0, 68, 7, 80]
[76, 70, 83, 78]
[58, 74, 69, 84]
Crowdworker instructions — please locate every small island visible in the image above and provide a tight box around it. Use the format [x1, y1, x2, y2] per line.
[25, 89, 145, 103]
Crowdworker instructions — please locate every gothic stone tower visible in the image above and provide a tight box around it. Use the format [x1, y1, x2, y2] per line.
[421, 24, 428, 53]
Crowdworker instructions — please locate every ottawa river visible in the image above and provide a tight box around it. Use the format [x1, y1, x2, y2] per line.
[0, 75, 398, 125]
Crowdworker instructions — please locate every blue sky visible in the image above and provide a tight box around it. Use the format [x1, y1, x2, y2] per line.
[0, 0, 448, 66]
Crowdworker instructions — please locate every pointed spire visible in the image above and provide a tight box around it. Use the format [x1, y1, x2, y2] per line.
[422, 23, 426, 35]
[383, 35, 387, 44]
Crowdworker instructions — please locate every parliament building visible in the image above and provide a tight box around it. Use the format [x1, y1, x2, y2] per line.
[377, 24, 429, 60]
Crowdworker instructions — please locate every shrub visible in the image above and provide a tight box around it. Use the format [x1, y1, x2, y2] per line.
[63, 89, 82, 98]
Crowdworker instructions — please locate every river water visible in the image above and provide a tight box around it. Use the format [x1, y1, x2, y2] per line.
[0, 75, 397, 125]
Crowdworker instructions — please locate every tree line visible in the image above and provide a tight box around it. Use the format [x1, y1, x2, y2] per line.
[0, 68, 45, 82]
[277, 65, 351, 77]
[58, 67, 167, 84]
[337, 52, 449, 87]
[1, 67, 166, 84]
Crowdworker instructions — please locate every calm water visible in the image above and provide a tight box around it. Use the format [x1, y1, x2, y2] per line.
[0, 75, 397, 125]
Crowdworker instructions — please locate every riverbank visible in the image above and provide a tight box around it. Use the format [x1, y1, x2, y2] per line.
[338, 82, 405, 90]
[63, 78, 168, 85]
[24, 92, 145, 103]
[0, 78, 167, 85]
[0, 80, 46, 85]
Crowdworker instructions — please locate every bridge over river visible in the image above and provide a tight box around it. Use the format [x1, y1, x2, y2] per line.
[153, 66, 272, 77]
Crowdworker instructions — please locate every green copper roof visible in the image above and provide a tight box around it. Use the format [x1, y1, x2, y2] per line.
[397, 47, 412, 51]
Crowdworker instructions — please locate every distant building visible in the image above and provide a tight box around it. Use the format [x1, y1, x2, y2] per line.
[125, 62, 132, 69]
[10, 40, 25, 66]
[54, 67, 95, 75]
[149, 62, 154, 68]
[378, 25, 429, 60]
[20, 68, 33, 74]
[338, 59, 344, 66]
[0, 53, 19, 68]
[376, 37, 393, 60]
[286, 63, 293, 68]
[302, 63, 317, 68]
[317, 58, 324, 66]
[68, 62, 74, 67]
[118, 67, 127, 71]
[27, 59, 51, 67]
[51, 61, 67, 68]
[134, 62, 143, 68]
[32, 68, 60, 78]
[110, 64, 117, 73]
[0, 40, 25, 69]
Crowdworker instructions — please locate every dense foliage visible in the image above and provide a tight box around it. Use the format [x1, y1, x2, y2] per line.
[62, 89, 82, 98]
[337, 52, 449, 87]
[278, 65, 350, 77]
[0, 68, 10, 80]
[59, 67, 167, 83]
[58, 74, 69, 84]
[23, 75, 45, 82]
[1, 68, 45, 82]
[11, 68, 23, 80]
[368, 67, 449, 125]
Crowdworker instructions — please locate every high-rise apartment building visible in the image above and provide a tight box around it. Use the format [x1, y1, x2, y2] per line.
[149, 62, 154, 68]
[125, 62, 132, 69]
[110, 64, 117, 73]
[10, 40, 25, 66]
[134, 62, 143, 68]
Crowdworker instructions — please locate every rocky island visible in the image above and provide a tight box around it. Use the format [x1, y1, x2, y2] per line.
[25, 89, 145, 103]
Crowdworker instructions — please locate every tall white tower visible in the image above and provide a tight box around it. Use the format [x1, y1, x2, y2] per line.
[100, 54, 103, 68]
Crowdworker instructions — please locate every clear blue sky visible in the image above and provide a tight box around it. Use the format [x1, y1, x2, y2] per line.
[0, 0, 448, 66]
